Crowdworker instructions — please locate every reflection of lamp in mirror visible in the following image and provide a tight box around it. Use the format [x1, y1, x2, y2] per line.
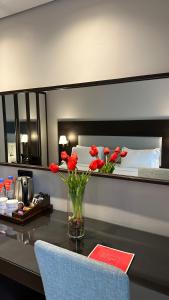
[31, 132, 38, 141]
[20, 134, 28, 143]
[20, 134, 28, 163]
[59, 135, 68, 146]
[59, 135, 68, 163]
[68, 132, 77, 143]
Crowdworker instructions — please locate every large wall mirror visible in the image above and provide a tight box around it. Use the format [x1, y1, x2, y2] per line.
[0, 73, 169, 185]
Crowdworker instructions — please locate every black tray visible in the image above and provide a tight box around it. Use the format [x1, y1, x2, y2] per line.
[0, 194, 53, 225]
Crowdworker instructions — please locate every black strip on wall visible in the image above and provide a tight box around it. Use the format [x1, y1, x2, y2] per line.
[25, 93, 31, 160]
[2, 95, 8, 162]
[36, 93, 41, 164]
[14, 94, 21, 163]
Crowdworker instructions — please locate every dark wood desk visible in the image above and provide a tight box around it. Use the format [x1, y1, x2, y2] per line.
[0, 210, 169, 299]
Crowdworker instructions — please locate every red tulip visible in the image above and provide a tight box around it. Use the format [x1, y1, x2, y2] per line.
[61, 151, 69, 162]
[120, 151, 128, 157]
[89, 160, 98, 171]
[109, 152, 118, 162]
[49, 163, 59, 173]
[67, 157, 77, 171]
[114, 146, 121, 153]
[96, 159, 105, 169]
[71, 152, 78, 162]
[104, 147, 110, 155]
[89, 145, 99, 157]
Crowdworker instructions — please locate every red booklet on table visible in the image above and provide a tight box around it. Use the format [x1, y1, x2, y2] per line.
[88, 244, 135, 273]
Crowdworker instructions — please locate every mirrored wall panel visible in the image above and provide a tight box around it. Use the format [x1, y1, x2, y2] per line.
[0, 76, 169, 184]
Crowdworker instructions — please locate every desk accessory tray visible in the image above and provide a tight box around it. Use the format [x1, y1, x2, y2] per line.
[0, 194, 53, 225]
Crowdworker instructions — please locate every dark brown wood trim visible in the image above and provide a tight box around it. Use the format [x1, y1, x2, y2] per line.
[14, 94, 21, 163]
[0, 162, 49, 171]
[44, 92, 49, 165]
[36, 92, 42, 164]
[0, 162, 169, 186]
[25, 93, 31, 160]
[0, 257, 44, 294]
[0, 72, 169, 95]
[1, 95, 8, 162]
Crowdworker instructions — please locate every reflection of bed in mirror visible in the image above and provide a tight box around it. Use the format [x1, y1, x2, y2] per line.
[60, 135, 162, 177]
[58, 119, 169, 181]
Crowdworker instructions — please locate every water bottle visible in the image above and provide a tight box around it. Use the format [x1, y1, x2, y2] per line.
[6, 176, 15, 200]
[0, 178, 5, 197]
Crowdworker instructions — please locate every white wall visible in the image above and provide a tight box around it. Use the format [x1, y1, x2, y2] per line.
[1, 0, 169, 91]
[47, 78, 169, 162]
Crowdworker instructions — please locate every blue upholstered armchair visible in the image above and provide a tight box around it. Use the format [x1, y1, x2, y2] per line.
[35, 240, 130, 300]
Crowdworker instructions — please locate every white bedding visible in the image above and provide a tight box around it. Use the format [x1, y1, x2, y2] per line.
[59, 143, 161, 177]
[59, 162, 138, 176]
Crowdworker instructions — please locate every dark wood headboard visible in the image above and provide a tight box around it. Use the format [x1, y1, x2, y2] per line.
[58, 119, 169, 168]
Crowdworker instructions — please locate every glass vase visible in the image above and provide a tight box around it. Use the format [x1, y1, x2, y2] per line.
[67, 185, 85, 239]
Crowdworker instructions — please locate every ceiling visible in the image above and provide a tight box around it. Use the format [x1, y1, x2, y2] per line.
[0, 0, 54, 19]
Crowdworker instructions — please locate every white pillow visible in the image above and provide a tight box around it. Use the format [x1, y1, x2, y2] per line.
[72, 146, 104, 164]
[120, 147, 161, 168]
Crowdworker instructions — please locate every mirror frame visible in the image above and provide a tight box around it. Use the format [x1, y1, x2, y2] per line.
[0, 72, 169, 186]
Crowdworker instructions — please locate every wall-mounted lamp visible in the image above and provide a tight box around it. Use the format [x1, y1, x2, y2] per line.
[59, 135, 68, 146]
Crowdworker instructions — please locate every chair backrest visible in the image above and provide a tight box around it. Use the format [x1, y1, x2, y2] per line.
[35, 240, 130, 300]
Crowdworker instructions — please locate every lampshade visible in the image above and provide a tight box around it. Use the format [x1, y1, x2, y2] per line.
[20, 134, 28, 143]
[59, 135, 68, 145]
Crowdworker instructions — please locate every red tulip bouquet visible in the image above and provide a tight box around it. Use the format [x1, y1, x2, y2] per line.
[49, 145, 127, 239]
[89, 146, 128, 174]
[49, 150, 95, 239]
